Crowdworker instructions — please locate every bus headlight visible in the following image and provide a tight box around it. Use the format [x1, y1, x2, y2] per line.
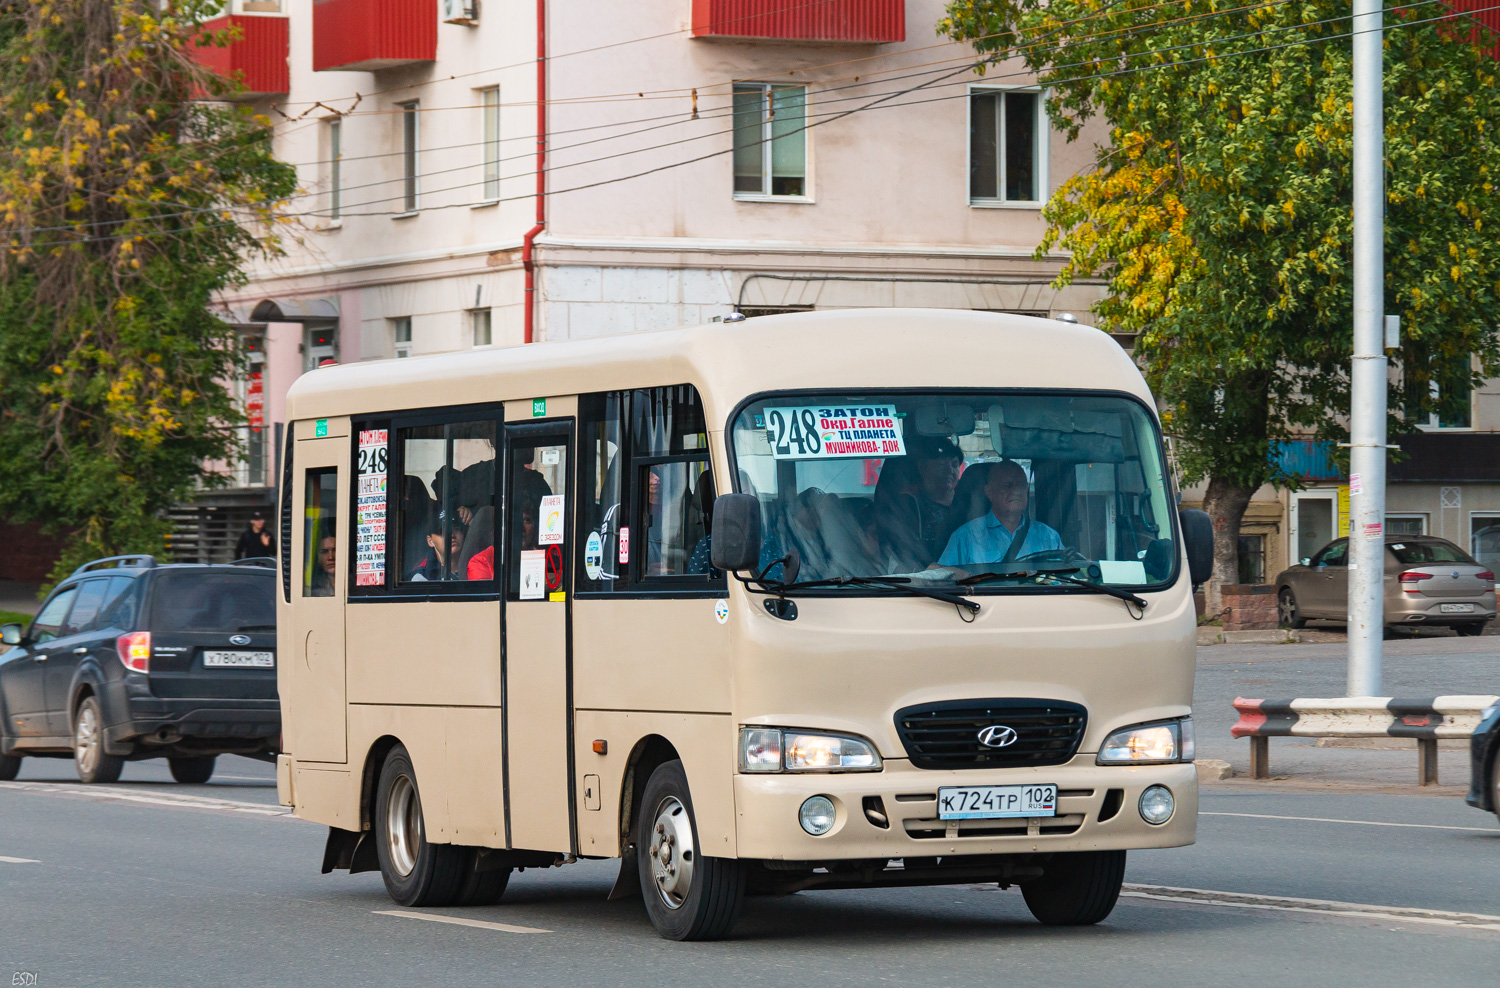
[739, 728, 882, 773]
[1097, 717, 1195, 765]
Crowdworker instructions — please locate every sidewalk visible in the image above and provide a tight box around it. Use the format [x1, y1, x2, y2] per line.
[0, 580, 43, 617]
[1194, 635, 1500, 792]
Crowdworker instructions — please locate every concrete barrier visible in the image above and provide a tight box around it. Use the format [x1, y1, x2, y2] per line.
[1230, 695, 1499, 786]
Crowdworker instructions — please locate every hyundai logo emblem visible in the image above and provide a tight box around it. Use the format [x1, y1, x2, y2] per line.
[229, 635, 252, 646]
[977, 725, 1019, 748]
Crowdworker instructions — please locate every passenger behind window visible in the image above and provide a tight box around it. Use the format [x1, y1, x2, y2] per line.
[458, 505, 496, 581]
[401, 476, 435, 575]
[311, 528, 337, 596]
[408, 510, 466, 581]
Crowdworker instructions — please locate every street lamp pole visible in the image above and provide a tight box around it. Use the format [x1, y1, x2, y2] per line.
[1347, 0, 1386, 697]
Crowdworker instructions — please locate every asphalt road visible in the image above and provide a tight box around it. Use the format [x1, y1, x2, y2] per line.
[3, 637, 1499, 987]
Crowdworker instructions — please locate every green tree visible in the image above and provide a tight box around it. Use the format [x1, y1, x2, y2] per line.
[942, 0, 1500, 611]
[0, 0, 295, 583]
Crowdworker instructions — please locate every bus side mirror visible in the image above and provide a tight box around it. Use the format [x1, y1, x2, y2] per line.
[1179, 509, 1214, 587]
[1, 623, 23, 646]
[711, 493, 762, 573]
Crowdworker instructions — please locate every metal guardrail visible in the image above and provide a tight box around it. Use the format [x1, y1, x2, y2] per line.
[1231, 695, 1499, 786]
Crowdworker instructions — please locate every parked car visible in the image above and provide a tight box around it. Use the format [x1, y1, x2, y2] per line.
[1274, 535, 1495, 635]
[1466, 700, 1500, 822]
[0, 555, 279, 784]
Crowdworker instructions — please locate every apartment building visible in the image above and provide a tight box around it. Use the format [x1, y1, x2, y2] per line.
[176, 0, 1109, 554]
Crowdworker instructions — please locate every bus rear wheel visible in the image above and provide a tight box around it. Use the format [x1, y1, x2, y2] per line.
[374, 745, 466, 907]
[636, 759, 744, 941]
[1021, 850, 1126, 926]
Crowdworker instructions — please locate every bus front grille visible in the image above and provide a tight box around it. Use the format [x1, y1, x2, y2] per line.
[894, 699, 1087, 769]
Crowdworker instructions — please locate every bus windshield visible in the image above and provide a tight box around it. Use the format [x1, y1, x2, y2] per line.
[730, 392, 1177, 590]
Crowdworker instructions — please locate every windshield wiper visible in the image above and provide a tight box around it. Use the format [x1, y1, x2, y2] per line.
[1041, 574, 1148, 609]
[235, 624, 277, 631]
[958, 568, 1038, 586]
[764, 575, 980, 615]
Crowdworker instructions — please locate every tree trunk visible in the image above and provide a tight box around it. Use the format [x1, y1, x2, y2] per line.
[1201, 475, 1256, 619]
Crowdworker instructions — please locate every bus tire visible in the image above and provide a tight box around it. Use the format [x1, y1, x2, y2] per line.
[169, 755, 217, 784]
[454, 849, 511, 906]
[1021, 850, 1126, 926]
[374, 745, 466, 907]
[636, 759, 744, 941]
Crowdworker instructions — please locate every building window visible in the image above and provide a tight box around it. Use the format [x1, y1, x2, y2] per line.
[1237, 534, 1266, 585]
[1472, 514, 1500, 571]
[970, 87, 1044, 205]
[732, 83, 807, 199]
[1405, 352, 1474, 430]
[480, 87, 500, 201]
[304, 326, 336, 371]
[399, 102, 419, 212]
[471, 309, 492, 347]
[1385, 515, 1427, 536]
[392, 317, 412, 358]
[327, 117, 342, 220]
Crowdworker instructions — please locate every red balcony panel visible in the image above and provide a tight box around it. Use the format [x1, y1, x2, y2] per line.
[691, 0, 905, 43]
[313, 0, 437, 72]
[1447, 0, 1500, 58]
[193, 15, 289, 97]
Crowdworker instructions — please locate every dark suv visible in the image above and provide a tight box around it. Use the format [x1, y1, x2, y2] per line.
[0, 555, 279, 784]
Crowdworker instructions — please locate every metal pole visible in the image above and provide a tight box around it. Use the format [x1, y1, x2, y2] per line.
[1347, 0, 1386, 697]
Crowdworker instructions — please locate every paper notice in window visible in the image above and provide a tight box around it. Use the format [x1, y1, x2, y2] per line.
[765, 405, 905, 460]
[355, 429, 388, 586]
[519, 550, 546, 600]
[538, 494, 565, 545]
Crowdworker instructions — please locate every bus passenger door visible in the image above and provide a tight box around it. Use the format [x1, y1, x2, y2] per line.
[286, 434, 348, 764]
[502, 420, 575, 854]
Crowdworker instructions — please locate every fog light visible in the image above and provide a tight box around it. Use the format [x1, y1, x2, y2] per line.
[1139, 785, 1174, 825]
[799, 795, 836, 836]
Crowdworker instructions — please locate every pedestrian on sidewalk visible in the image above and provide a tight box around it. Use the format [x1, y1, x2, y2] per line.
[234, 510, 276, 560]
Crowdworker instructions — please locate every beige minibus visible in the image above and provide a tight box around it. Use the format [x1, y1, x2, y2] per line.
[275, 309, 1214, 940]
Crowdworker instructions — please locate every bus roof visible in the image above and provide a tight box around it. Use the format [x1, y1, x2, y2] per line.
[284, 308, 1151, 426]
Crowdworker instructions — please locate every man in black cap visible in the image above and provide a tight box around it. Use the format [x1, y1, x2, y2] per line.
[234, 509, 276, 560]
[909, 436, 965, 565]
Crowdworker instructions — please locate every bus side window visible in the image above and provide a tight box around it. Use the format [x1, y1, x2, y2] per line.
[303, 468, 338, 597]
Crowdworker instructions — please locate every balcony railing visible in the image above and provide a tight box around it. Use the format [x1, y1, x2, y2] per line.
[691, 0, 905, 42]
[313, 0, 437, 72]
[192, 14, 289, 98]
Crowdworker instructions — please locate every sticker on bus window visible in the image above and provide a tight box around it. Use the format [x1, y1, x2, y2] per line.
[765, 405, 905, 460]
[519, 550, 546, 599]
[584, 531, 604, 581]
[538, 494, 565, 545]
[619, 526, 630, 564]
[355, 429, 388, 586]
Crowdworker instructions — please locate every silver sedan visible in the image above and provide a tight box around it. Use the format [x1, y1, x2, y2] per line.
[1274, 535, 1495, 636]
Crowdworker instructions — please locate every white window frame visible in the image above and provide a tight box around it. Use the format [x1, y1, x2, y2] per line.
[1384, 513, 1428, 536]
[1416, 370, 1474, 432]
[731, 83, 812, 203]
[392, 317, 413, 358]
[470, 308, 493, 348]
[967, 84, 1049, 209]
[326, 116, 342, 223]
[1471, 512, 1500, 569]
[479, 87, 500, 202]
[397, 102, 420, 216]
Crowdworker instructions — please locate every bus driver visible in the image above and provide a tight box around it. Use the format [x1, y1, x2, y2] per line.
[937, 459, 1063, 567]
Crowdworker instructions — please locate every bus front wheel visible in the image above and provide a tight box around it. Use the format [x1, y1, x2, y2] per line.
[636, 759, 745, 940]
[375, 745, 467, 907]
[1021, 850, 1126, 926]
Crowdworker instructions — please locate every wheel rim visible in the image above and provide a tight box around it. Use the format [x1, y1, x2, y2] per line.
[1278, 591, 1297, 625]
[385, 774, 421, 877]
[74, 703, 99, 776]
[647, 795, 695, 910]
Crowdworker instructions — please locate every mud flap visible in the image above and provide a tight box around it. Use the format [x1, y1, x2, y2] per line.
[607, 841, 641, 900]
[322, 827, 379, 874]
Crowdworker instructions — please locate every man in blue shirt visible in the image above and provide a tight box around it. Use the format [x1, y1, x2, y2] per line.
[938, 460, 1063, 567]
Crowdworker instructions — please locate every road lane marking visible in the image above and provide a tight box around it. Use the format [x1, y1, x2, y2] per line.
[0, 781, 291, 818]
[0, 856, 40, 864]
[1122, 884, 1500, 932]
[374, 910, 551, 934]
[1200, 810, 1498, 833]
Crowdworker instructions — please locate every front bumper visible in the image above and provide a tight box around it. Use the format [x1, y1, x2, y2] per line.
[104, 696, 280, 754]
[734, 755, 1197, 860]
